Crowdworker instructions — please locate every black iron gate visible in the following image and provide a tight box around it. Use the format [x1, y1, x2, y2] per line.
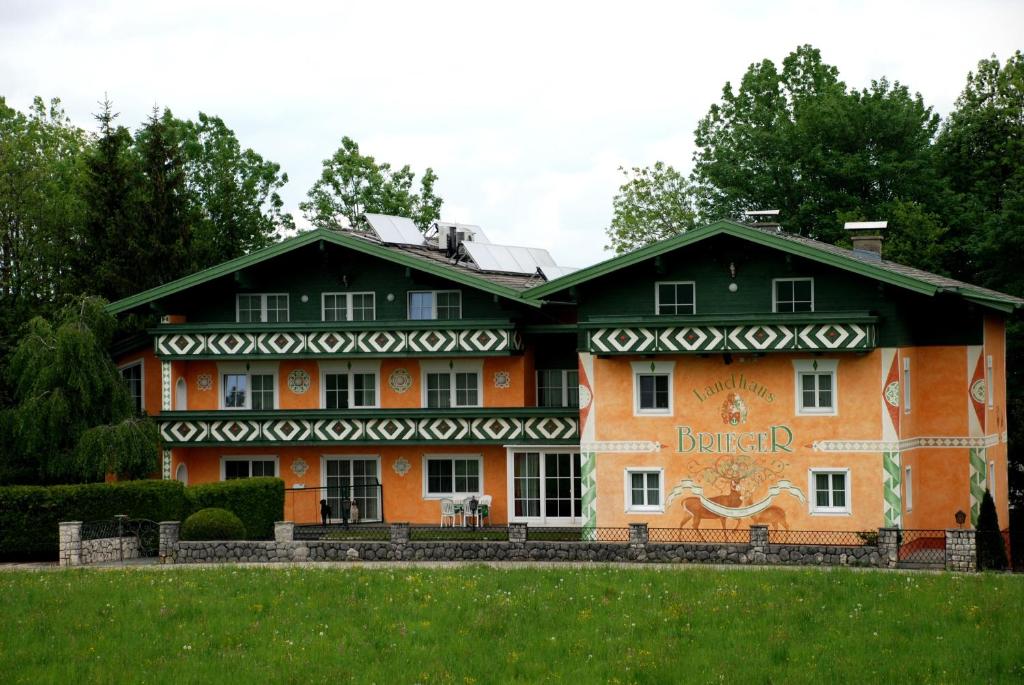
[897, 529, 946, 568]
[80, 516, 160, 562]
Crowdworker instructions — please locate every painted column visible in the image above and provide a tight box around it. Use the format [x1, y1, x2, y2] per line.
[880, 349, 902, 528]
[967, 345, 987, 526]
[882, 451, 902, 528]
[969, 448, 987, 526]
[578, 353, 598, 539]
[161, 360, 173, 480]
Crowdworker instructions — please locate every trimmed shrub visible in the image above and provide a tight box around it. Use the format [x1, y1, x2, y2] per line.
[180, 508, 246, 541]
[976, 489, 1008, 571]
[0, 480, 186, 561]
[184, 477, 283, 540]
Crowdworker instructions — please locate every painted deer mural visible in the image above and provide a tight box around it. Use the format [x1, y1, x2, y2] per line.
[676, 479, 743, 529]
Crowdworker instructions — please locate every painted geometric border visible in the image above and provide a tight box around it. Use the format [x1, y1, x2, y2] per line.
[589, 323, 874, 354]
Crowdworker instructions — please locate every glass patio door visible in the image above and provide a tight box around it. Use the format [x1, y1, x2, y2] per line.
[325, 458, 381, 522]
[512, 451, 581, 524]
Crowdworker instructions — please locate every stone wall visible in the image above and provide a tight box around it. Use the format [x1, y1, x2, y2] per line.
[80, 537, 140, 564]
[945, 529, 977, 572]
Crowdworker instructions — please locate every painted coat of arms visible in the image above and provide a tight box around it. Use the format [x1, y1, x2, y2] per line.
[720, 392, 748, 425]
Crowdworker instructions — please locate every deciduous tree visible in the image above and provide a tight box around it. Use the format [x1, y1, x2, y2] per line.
[605, 163, 698, 254]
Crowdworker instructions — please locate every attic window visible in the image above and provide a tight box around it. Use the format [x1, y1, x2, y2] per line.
[408, 291, 461, 320]
[236, 293, 289, 323]
[773, 278, 813, 313]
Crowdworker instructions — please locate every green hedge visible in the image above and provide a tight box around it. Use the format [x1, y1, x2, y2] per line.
[184, 477, 283, 541]
[0, 477, 285, 560]
[181, 508, 246, 541]
[0, 480, 186, 561]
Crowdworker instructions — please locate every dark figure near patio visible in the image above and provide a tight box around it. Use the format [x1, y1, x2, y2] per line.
[320, 499, 331, 525]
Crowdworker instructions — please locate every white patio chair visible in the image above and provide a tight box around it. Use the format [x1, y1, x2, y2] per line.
[478, 495, 493, 525]
[440, 498, 456, 527]
[462, 496, 481, 528]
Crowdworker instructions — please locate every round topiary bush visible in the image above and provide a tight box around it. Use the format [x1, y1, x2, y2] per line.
[181, 507, 246, 541]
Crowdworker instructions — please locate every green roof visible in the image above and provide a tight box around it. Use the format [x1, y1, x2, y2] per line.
[107, 228, 541, 314]
[525, 220, 1024, 312]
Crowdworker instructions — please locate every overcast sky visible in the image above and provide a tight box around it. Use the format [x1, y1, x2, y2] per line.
[2, 1, 1022, 268]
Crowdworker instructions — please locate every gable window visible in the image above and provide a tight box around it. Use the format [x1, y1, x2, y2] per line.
[423, 455, 482, 498]
[219, 363, 277, 410]
[989, 461, 996, 500]
[773, 278, 814, 313]
[986, 355, 994, 407]
[809, 468, 850, 515]
[903, 357, 912, 414]
[222, 457, 277, 480]
[408, 290, 461, 320]
[322, 292, 376, 322]
[793, 359, 837, 415]
[119, 360, 144, 414]
[631, 361, 674, 415]
[905, 466, 913, 512]
[236, 293, 289, 323]
[320, 362, 379, 409]
[625, 469, 663, 512]
[655, 281, 696, 315]
[537, 369, 579, 408]
[422, 361, 482, 408]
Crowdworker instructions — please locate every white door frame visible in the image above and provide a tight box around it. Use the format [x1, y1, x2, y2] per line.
[504, 446, 582, 526]
[321, 455, 383, 522]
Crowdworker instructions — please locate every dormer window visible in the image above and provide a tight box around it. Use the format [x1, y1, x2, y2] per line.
[773, 278, 813, 313]
[408, 290, 461, 320]
[236, 293, 289, 323]
[655, 282, 695, 315]
[322, 292, 375, 322]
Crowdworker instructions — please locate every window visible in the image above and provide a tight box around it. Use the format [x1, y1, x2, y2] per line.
[986, 355, 994, 407]
[325, 457, 381, 522]
[509, 451, 582, 521]
[320, 362, 379, 409]
[625, 469, 663, 512]
[236, 293, 289, 323]
[408, 290, 461, 320]
[989, 461, 996, 500]
[809, 469, 850, 514]
[773, 278, 814, 312]
[119, 360, 144, 413]
[219, 363, 277, 410]
[222, 457, 277, 480]
[793, 360, 837, 415]
[322, 292, 376, 322]
[423, 456, 482, 498]
[903, 357, 911, 414]
[422, 362, 481, 408]
[655, 281, 696, 315]
[905, 466, 913, 512]
[536, 369, 579, 408]
[632, 361, 674, 415]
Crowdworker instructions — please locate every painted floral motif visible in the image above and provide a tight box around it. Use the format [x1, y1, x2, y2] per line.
[970, 378, 987, 405]
[578, 385, 592, 409]
[720, 392, 748, 425]
[884, 380, 900, 408]
[291, 458, 309, 477]
[287, 369, 311, 394]
[196, 373, 213, 392]
[493, 371, 511, 389]
[393, 457, 411, 477]
[389, 368, 413, 393]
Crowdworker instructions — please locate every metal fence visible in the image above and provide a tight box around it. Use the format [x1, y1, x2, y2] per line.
[284, 484, 384, 525]
[294, 525, 390, 542]
[768, 530, 878, 547]
[649, 528, 750, 544]
[80, 517, 160, 559]
[897, 529, 946, 566]
[526, 527, 630, 542]
[409, 526, 510, 542]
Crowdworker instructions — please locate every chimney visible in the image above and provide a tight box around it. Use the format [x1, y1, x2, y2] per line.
[844, 221, 887, 260]
[744, 209, 781, 231]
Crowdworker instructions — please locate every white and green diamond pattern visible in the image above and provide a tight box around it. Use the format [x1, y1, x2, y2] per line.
[882, 451, 902, 528]
[155, 328, 520, 357]
[589, 323, 874, 354]
[580, 451, 597, 538]
[160, 414, 577, 445]
[969, 447, 986, 526]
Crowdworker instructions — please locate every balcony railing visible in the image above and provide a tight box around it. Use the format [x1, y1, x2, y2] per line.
[152, 319, 522, 358]
[156, 407, 579, 446]
[582, 312, 877, 354]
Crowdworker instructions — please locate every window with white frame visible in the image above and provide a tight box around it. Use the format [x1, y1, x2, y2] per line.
[322, 292, 376, 322]
[631, 361, 674, 415]
[986, 355, 994, 407]
[903, 357, 912, 414]
[422, 361, 481, 408]
[905, 466, 913, 512]
[773, 278, 814, 312]
[222, 457, 277, 480]
[625, 469, 663, 512]
[407, 290, 461, 320]
[793, 359, 837, 415]
[219, 363, 277, 410]
[119, 360, 144, 413]
[655, 281, 696, 315]
[423, 455, 482, 498]
[536, 369, 579, 408]
[320, 362, 379, 409]
[989, 461, 996, 500]
[236, 293, 289, 323]
[809, 469, 850, 514]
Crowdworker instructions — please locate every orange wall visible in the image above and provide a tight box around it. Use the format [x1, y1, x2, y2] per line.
[114, 346, 163, 414]
[984, 316, 1010, 524]
[899, 346, 968, 438]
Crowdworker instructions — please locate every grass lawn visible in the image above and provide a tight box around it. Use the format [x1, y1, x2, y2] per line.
[1, 566, 1021, 683]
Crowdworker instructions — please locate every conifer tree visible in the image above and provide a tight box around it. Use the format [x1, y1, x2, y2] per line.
[975, 489, 1008, 571]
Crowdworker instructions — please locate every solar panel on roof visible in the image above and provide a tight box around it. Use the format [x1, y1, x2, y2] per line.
[364, 214, 426, 245]
[538, 265, 579, 280]
[436, 222, 490, 244]
[461, 242, 557, 274]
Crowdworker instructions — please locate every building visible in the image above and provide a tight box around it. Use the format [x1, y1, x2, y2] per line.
[109, 217, 1020, 532]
